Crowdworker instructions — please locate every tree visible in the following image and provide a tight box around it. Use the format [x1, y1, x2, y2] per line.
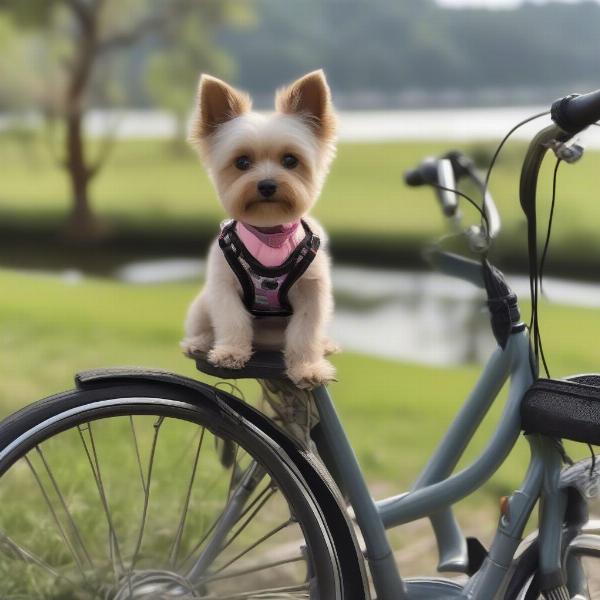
[146, 4, 252, 150]
[0, 15, 37, 111]
[0, 0, 241, 238]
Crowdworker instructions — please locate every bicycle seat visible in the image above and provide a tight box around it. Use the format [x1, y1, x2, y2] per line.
[522, 375, 600, 445]
[190, 350, 288, 380]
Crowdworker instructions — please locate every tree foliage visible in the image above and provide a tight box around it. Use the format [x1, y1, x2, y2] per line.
[0, 0, 246, 235]
[0, 14, 40, 110]
[147, 2, 252, 138]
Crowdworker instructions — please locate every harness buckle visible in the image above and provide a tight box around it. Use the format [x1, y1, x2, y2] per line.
[261, 279, 279, 291]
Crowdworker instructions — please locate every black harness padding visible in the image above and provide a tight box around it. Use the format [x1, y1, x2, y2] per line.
[218, 220, 320, 318]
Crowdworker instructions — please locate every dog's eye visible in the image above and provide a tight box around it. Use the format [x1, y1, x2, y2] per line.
[234, 155, 252, 171]
[281, 154, 299, 169]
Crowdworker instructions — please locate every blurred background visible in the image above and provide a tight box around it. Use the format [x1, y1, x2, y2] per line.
[2, 0, 600, 579]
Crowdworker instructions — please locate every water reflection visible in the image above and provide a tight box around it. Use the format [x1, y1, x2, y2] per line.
[36, 258, 600, 367]
[332, 267, 493, 365]
[117, 260, 495, 365]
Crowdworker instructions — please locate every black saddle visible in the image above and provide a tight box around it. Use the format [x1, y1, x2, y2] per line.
[522, 374, 600, 445]
[190, 350, 288, 381]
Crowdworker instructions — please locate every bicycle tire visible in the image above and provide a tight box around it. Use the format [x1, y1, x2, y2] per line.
[0, 381, 363, 599]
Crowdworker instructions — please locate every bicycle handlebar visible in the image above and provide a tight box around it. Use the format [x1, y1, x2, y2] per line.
[551, 89, 600, 135]
[404, 151, 501, 245]
[404, 163, 431, 187]
[404, 157, 459, 217]
[407, 87, 600, 258]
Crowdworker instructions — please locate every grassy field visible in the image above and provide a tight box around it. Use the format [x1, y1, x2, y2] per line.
[2, 267, 600, 590]
[2, 133, 600, 274]
[1, 266, 598, 496]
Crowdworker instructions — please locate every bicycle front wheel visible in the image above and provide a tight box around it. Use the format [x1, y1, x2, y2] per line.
[0, 381, 350, 599]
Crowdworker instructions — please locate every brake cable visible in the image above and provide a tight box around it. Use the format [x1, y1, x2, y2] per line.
[427, 181, 489, 232]
[532, 158, 562, 379]
[483, 110, 598, 469]
[480, 111, 551, 236]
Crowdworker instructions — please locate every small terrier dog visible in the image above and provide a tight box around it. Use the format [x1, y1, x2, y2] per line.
[181, 70, 338, 389]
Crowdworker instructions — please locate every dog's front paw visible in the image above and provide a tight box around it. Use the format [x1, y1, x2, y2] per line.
[180, 334, 214, 356]
[208, 345, 252, 369]
[286, 359, 336, 390]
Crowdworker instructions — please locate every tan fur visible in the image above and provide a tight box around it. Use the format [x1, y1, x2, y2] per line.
[190, 74, 252, 155]
[276, 70, 337, 145]
[182, 71, 338, 389]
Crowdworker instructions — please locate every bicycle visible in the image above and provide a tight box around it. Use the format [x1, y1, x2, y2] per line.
[1, 89, 600, 599]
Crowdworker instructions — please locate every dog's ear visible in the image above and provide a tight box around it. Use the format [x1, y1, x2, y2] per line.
[192, 74, 251, 140]
[276, 70, 336, 141]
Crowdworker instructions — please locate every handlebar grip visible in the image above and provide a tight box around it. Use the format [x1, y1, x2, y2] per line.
[551, 89, 600, 134]
[404, 168, 426, 187]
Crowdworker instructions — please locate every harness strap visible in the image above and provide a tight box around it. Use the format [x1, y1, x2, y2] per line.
[219, 220, 320, 317]
[219, 229, 256, 311]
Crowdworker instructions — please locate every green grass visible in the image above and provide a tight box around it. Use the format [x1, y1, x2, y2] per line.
[2, 134, 600, 273]
[2, 267, 600, 591]
[1, 266, 598, 496]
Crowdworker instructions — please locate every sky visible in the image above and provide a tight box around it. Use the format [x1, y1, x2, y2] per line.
[437, 0, 598, 7]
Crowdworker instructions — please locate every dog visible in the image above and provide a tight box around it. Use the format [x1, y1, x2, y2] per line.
[181, 70, 338, 389]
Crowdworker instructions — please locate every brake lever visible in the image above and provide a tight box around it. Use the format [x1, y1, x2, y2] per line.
[444, 151, 502, 246]
[435, 159, 459, 217]
[405, 150, 501, 251]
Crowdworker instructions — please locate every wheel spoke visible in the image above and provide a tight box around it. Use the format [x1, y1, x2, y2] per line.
[0, 529, 73, 583]
[179, 503, 226, 570]
[34, 445, 95, 570]
[168, 426, 206, 566]
[186, 462, 268, 583]
[129, 416, 164, 571]
[211, 519, 295, 575]
[218, 485, 278, 555]
[195, 581, 310, 599]
[77, 422, 124, 581]
[129, 416, 147, 493]
[232, 479, 277, 530]
[24, 454, 90, 581]
[199, 553, 305, 584]
[178, 463, 263, 570]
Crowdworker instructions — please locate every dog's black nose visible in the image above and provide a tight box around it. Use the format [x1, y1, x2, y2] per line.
[257, 179, 277, 198]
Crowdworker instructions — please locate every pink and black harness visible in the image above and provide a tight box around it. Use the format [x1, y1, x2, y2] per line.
[219, 219, 320, 317]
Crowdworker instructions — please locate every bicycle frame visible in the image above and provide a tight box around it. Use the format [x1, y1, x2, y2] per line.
[311, 251, 569, 600]
[181, 122, 588, 598]
[175, 119, 596, 598]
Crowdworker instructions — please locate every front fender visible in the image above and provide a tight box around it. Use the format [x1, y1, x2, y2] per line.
[75, 367, 370, 598]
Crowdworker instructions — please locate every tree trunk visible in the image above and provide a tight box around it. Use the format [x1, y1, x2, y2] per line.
[61, 1, 103, 240]
[65, 109, 96, 238]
